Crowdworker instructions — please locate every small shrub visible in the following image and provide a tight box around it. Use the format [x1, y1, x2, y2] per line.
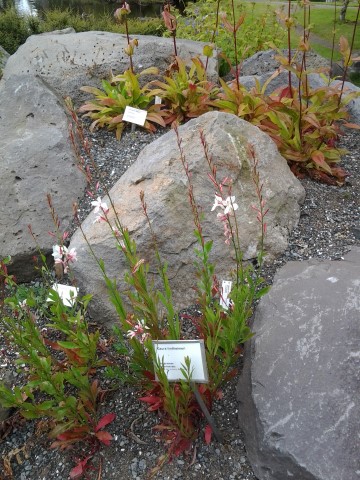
[150, 56, 218, 124]
[79, 68, 166, 139]
[0, 7, 37, 54]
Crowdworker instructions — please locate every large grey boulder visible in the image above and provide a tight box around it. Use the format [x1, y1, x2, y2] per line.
[70, 111, 305, 325]
[240, 49, 330, 77]
[237, 247, 360, 480]
[3, 31, 218, 105]
[0, 75, 86, 281]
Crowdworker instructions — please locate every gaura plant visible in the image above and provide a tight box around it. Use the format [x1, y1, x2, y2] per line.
[0, 204, 116, 479]
[79, 68, 166, 140]
[69, 96, 270, 469]
[0, 259, 116, 478]
[149, 56, 218, 124]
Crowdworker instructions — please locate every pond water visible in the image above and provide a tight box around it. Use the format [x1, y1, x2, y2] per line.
[3, 0, 174, 18]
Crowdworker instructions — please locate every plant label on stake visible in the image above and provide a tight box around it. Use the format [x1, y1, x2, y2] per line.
[123, 106, 148, 126]
[47, 284, 78, 307]
[152, 340, 208, 382]
[152, 340, 224, 443]
[220, 280, 232, 310]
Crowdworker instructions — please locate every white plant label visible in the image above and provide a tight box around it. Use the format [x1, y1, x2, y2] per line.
[154, 96, 162, 105]
[47, 283, 78, 307]
[123, 106, 148, 126]
[220, 280, 232, 310]
[152, 340, 209, 383]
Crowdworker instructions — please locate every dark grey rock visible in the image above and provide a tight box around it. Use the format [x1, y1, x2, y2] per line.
[240, 49, 330, 77]
[69, 111, 305, 325]
[331, 80, 360, 125]
[237, 247, 360, 480]
[0, 75, 86, 281]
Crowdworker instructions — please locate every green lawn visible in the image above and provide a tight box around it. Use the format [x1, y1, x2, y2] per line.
[234, 1, 359, 60]
[294, 4, 360, 53]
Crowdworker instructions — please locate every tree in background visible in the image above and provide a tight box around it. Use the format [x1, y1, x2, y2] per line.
[340, 0, 350, 21]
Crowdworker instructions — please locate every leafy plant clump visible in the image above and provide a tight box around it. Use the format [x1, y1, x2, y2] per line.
[0, 228, 116, 477]
[149, 56, 219, 124]
[0, 7, 40, 54]
[68, 96, 269, 469]
[79, 68, 166, 140]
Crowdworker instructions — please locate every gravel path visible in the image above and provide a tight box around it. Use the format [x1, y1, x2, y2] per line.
[0, 118, 359, 479]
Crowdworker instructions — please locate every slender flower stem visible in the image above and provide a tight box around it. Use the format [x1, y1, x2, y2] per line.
[329, 0, 338, 86]
[205, 0, 221, 72]
[287, 0, 293, 98]
[200, 130, 243, 286]
[230, 0, 240, 90]
[338, 1, 360, 106]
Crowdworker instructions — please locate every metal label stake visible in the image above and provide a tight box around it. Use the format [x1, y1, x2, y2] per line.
[191, 382, 224, 443]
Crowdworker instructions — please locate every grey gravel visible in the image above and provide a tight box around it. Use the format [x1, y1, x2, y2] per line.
[0, 119, 359, 479]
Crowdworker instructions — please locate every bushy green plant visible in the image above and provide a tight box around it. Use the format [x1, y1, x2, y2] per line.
[213, 71, 356, 184]
[79, 68, 166, 140]
[0, 7, 39, 54]
[0, 254, 115, 478]
[149, 56, 218, 124]
[68, 100, 269, 464]
[175, 0, 286, 69]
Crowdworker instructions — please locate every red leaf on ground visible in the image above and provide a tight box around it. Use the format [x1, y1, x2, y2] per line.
[139, 396, 161, 404]
[94, 413, 116, 432]
[69, 456, 92, 479]
[95, 430, 113, 446]
[204, 424, 212, 445]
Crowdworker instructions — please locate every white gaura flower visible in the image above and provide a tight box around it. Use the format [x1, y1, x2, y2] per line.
[223, 196, 238, 215]
[91, 197, 109, 214]
[66, 248, 77, 263]
[211, 194, 238, 215]
[52, 244, 67, 261]
[211, 194, 224, 212]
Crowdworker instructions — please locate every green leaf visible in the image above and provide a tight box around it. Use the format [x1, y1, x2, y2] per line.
[57, 341, 79, 350]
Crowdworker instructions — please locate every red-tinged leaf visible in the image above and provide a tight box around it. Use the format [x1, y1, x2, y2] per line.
[69, 463, 85, 479]
[95, 430, 113, 446]
[148, 402, 163, 412]
[95, 413, 116, 432]
[234, 14, 245, 32]
[57, 426, 90, 441]
[343, 122, 360, 130]
[139, 396, 161, 404]
[69, 456, 92, 479]
[173, 438, 192, 457]
[311, 150, 332, 175]
[162, 5, 177, 32]
[224, 368, 239, 382]
[101, 98, 117, 107]
[90, 379, 99, 398]
[220, 14, 234, 33]
[142, 370, 155, 380]
[43, 339, 61, 350]
[214, 389, 224, 400]
[204, 424, 212, 445]
[275, 86, 292, 101]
